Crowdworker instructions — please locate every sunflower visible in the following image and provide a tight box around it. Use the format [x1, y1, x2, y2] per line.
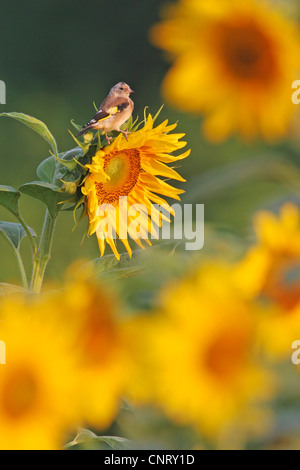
[151, 0, 300, 142]
[125, 262, 273, 438]
[47, 265, 130, 429]
[0, 296, 80, 450]
[235, 203, 300, 308]
[234, 203, 300, 358]
[82, 114, 190, 259]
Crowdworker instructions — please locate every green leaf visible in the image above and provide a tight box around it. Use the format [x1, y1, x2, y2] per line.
[70, 119, 82, 131]
[37, 156, 56, 183]
[51, 151, 78, 171]
[19, 181, 68, 218]
[0, 221, 36, 250]
[153, 104, 164, 123]
[55, 148, 88, 182]
[93, 251, 137, 272]
[0, 283, 25, 295]
[65, 429, 134, 450]
[0, 185, 21, 216]
[0, 112, 58, 156]
[60, 147, 83, 161]
[68, 130, 91, 156]
[89, 251, 143, 280]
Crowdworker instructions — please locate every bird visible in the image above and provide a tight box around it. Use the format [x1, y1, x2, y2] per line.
[77, 82, 134, 143]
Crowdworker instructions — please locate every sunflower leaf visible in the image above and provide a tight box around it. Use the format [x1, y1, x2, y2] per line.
[0, 283, 25, 295]
[0, 221, 36, 251]
[88, 250, 144, 279]
[37, 156, 57, 184]
[65, 429, 134, 450]
[0, 185, 21, 216]
[70, 119, 82, 131]
[0, 112, 58, 156]
[153, 104, 164, 124]
[68, 130, 91, 156]
[51, 153, 78, 171]
[92, 252, 137, 273]
[19, 181, 70, 218]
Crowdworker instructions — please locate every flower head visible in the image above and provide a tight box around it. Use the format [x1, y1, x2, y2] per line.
[82, 113, 189, 259]
[0, 296, 80, 450]
[126, 263, 273, 437]
[151, 0, 300, 142]
[236, 203, 300, 308]
[235, 203, 300, 358]
[48, 266, 129, 429]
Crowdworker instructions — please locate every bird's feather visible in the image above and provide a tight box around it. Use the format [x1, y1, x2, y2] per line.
[84, 100, 130, 127]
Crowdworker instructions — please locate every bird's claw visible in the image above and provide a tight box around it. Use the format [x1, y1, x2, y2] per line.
[105, 133, 112, 144]
[121, 130, 131, 141]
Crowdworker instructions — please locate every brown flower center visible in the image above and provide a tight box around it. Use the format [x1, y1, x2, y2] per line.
[96, 149, 141, 205]
[203, 328, 250, 383]
[262, 257, 300, 312]
[212, 17, 278, 85]
[78, 294, 119, 367]
[1, 367, 38, 419]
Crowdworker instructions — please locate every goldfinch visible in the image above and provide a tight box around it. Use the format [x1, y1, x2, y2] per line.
[77, 82, 134, 143]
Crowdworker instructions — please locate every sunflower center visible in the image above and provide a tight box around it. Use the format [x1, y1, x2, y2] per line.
[79, 296, 119, 367]
[213, 18, 278, 84]
[96, 149, 141, 205]
[2, 368, 38, 419]
[203, 329, 249, 383]
[263, 257, 300, 312]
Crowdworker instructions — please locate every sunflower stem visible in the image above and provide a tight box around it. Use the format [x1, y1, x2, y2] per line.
[16, 213, 38, 256]
[30, 209, 57, 294]
[14, 249, 29, 290]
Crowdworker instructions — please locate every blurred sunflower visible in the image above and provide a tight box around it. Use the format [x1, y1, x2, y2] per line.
[82, 114, 190, 259]
[126, 263, 273, 438]
[235, 203, 300, 308]
[151, 0, 300, 142]
[235, 203, 300, 358]
[0, 296, 80, 450]
[45, 265, 130, 429]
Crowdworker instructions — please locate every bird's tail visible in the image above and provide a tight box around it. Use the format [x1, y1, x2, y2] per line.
[76, 125, 92, 137]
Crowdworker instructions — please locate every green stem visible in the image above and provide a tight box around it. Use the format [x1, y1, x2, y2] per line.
[14, 249, 29, 290]
[30, 209, 57, 294]
[17, 214, 38, 255]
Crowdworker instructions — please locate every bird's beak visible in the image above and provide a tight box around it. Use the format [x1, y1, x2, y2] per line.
[129, 88, 134, 94]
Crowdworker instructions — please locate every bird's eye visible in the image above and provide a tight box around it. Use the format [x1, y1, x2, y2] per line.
[120, 87, 123, 91]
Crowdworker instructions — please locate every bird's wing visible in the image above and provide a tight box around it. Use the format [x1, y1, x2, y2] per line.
[84, 98, 130, 127]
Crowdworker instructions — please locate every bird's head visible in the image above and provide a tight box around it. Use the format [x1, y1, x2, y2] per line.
[111, 82, 134, 97]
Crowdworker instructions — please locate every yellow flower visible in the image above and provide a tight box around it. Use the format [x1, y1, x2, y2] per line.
[0, 296, 80, 450]
[126, 263, 273, 438]
[0, 263, 132, 447]
[82, 114, 190, 259]
[151, 0, 300, 142]
[235, 203, 300, 358]
[44, 265, 130, 429]
[236, 203, 300, 307]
